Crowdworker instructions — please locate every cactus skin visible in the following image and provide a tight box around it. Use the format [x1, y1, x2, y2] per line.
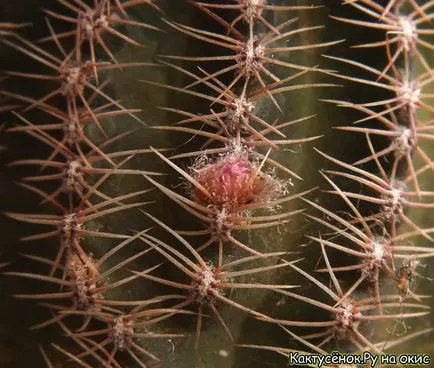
[0, 1, 433, 368]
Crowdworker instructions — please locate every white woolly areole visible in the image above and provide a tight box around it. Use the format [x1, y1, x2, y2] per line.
[394, 126, 414, 157]
[381, 180, 406, 220]
[399, 80, 421, 110]
[397, 16, 417, 51]
[227, 96, 254, 131]
[371, 239, 387, 264]
[243, 0, 264, 21]
[111, 316, 133, 351]
[64, 160, 84, 192]
[193, 263, 219, 304]
[61, 213, 82, 247]
[238, 38, 265, 76]
[335, 300, 361, 334]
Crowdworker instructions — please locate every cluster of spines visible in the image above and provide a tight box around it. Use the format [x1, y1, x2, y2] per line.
[222, 0, 434, 361]
[0, 1, 188, 367]
[266, 0, 434, 358]
[324, 0, 434, 299]
[1, 1, 434, 367]
[133, 0, 352, 361]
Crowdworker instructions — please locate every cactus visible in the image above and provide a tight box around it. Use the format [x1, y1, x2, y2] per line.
[0, 1, 434, 367]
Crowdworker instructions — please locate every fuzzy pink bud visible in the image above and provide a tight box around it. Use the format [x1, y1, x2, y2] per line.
[193, 156, 277, 210]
